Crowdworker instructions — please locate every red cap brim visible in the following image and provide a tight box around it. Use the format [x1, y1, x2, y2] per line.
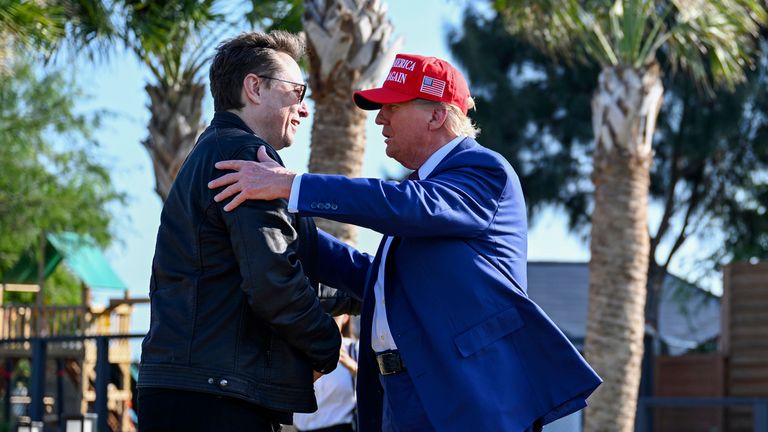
[353, 87, 418, 110]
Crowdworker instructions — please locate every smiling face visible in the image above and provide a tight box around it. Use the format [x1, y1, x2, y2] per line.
[250, 52, 309, 149]
[375, 102, 435, 170]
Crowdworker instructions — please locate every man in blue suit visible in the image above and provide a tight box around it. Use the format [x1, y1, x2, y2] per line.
[209, 53, 602, 432]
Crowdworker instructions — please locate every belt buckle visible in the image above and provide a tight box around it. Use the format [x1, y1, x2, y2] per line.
[376, 351, 405, 375]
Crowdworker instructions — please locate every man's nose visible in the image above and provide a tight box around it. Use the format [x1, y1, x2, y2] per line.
[298, 101, 309, 118]
[375, 110, 386, 125]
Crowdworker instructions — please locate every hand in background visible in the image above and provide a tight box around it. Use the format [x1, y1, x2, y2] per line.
[339, 346, 358, 376]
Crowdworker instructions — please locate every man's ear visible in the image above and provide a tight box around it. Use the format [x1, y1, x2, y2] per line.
[242, 73, 262, 105]
[428, 107, 448, 131]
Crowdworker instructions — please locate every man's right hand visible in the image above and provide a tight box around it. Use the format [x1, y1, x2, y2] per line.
[208, 146, 296, 211]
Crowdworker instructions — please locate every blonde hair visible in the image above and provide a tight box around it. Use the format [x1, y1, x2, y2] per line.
[412, 98, 481, 138]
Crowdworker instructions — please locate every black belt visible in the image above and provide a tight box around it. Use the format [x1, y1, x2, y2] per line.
[375, 350, 406, 375]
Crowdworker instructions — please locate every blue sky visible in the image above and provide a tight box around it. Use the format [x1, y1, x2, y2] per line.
[61, 0, 719, 342]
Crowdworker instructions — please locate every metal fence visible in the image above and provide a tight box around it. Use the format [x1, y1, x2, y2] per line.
[0, 334, 145, 432]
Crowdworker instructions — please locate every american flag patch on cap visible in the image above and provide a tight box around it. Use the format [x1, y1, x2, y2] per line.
[420, 76, 446, 97]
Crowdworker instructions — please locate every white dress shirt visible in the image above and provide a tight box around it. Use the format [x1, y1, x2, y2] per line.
[289, 136, 466, 353]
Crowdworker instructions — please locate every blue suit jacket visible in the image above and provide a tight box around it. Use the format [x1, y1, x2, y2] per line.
[297, 138, 601, 432]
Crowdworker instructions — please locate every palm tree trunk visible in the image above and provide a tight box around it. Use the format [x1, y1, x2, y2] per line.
[304, 0, 401, 245]
[143, 81, 206, 201]
[307, 86, 368, 244]
[584, 64, 663, 432]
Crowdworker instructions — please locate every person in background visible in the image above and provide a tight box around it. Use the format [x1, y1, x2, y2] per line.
[294, 314, 359, 432]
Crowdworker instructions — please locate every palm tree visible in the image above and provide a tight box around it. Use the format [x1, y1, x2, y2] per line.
[118, 1, 220, 200]
[494, 1, 765, 430]
[303, 0, 402, 244]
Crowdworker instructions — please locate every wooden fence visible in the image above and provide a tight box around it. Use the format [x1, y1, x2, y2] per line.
[723, 262, 768, 432]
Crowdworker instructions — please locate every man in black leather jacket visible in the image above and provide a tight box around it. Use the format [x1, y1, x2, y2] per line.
[137, 31, 342, 432]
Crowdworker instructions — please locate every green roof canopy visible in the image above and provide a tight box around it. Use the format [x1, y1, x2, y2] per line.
[2, 232, 127, 291]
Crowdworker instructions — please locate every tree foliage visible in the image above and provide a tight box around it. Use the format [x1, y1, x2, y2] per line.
[449, 9, 768, 276]
[651, 33, 768, 274]
[0, 60, 124, 273]
[449, 10, 598, 229]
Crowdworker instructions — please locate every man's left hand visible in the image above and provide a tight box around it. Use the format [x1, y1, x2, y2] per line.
[208, 146, 296, 211]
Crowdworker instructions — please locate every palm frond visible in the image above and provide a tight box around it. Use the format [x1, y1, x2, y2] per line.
[496, 0, 766, 91]
[0, 0, 66, 54]
[666, 0, 763, 91]
[120, 0, 221, 56]
[636, 5, 672, 65]
[495, 0, 668, 67]
[115, 0, 224, 87]
[617, 0, 649, 65]
[495, 0, 594, 61]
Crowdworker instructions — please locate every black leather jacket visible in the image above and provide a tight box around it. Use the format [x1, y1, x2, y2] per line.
[138, 112, 342, 414]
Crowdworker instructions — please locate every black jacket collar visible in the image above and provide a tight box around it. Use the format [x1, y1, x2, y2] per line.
[211, 111, 256, 135]
[210, 111, 288, 167]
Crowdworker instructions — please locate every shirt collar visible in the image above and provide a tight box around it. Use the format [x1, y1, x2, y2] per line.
[415, 135, 466, 180]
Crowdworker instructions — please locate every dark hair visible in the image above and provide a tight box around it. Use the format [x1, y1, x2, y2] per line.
[209, 30, 304, 112]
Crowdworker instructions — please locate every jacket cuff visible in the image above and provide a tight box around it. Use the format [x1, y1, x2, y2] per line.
[312, 331, 341, 374]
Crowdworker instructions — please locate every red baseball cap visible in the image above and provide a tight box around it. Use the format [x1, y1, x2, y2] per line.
[353, 54, 471, 114]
